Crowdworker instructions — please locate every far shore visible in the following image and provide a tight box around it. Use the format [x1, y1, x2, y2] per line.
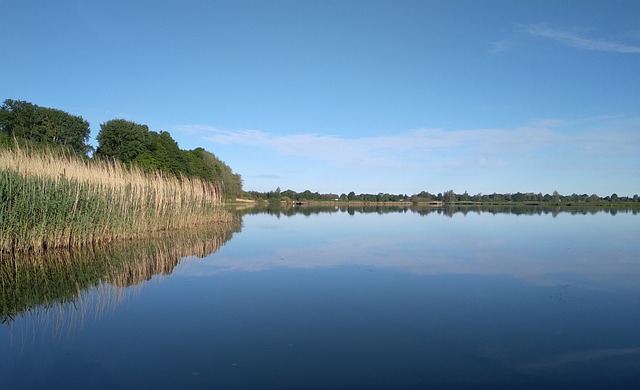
[226, 199, 639, 208]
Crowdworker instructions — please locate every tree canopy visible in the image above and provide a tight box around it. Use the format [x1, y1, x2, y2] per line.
[0, 99, 92, 155]
[95, 119, 149, 163]
[96, 119, 243, 198]
[189, 148, 244, 198]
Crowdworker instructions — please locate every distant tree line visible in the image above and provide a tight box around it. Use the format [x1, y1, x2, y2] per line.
[0, 99, 243, 198]
[247, 188, 639, 204]
[411, 190, 639, 204]
[246, 188, 414, 203]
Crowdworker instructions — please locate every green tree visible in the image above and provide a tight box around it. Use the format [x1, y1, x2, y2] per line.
[196, 148, 243, 198]
[377, 193, 389, 202]
[444, 190, 457, 204]
[96, 119, 149, 163]
[183, 148, 212, 179]
[0, 131, 11, 147]
[134, 131, 189, 176]
[0, 99, 92, 155]
[268, 187, 282, 204]
[587, 194, 600, 203]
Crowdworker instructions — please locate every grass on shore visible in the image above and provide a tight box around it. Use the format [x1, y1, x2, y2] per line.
[0, 144, 230, 253]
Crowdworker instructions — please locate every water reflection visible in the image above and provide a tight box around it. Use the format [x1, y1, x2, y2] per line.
[0, 218, 241, 326]
[240, 203, 638, 218]
[199, 206, 640, 291]
[2, 206, 639, 388]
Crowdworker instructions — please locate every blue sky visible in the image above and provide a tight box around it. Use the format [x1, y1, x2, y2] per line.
[3, 0, 639, 196]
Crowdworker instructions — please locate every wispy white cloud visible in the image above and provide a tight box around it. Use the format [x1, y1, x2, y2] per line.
[524, 24, 640, 53]
[487, 38, 516, 54]
[175, 116, 638, 173]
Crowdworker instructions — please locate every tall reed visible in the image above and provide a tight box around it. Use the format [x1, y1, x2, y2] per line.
[0, 144, 231, 253]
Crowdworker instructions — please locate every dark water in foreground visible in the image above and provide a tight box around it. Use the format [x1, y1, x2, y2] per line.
[1, 206, 640, 389]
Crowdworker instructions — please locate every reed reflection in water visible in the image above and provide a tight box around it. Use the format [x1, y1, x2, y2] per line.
[0, 216, 242, 341]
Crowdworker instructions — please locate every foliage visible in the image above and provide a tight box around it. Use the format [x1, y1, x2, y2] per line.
[179, 148, 244, 199]
[0, 99, 92, 156]
[96, 119, 243, 198]
[134, 130, 189, 176]
[95, 119, 150, 163]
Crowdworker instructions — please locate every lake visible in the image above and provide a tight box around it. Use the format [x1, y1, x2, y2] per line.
[2, 205, 639, 389]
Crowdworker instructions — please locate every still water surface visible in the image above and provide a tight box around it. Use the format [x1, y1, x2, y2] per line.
[2, 206, 640, 389]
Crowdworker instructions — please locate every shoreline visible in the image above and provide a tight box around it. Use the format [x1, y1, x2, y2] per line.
[228, 199, 639, 208]
[1, 146, 228, 254]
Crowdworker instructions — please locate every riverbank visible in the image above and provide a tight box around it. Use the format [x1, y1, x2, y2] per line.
[0, 145, 230, 253]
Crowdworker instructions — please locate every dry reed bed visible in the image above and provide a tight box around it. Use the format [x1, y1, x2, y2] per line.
[0, 145, 231, 253]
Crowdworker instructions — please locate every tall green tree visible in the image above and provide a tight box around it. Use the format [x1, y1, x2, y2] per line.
[199, 149, 243, 198]
[95, 119, 149, 163]
[0, 99, 92, 155]
[134, 131, 189, 176]
[444, 190, 457, 204]
[184, 148, 243, 198]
